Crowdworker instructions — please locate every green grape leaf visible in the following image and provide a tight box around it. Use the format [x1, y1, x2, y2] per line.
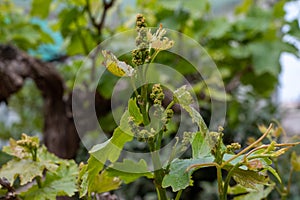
[107, 159, 153, 184]
[82, 111, 134, 196]
[78, 156, 104, 197]
[183, 106, 208, 136]
[235, 0, 253, 14]
[203, 18, 231, 39]
[89, 111, 133, 161]
[2, 134, 39, 159]
[232, 168, 269, 190]
[291, 151, 300, 172]
[248, 41, 281, 76]
[128, 98, 143, 124]
[261, 157, 272, 166]
[78, 164, 88, 197]
[86, 127, 132, 189]
[148, 104, 166, 132]
[203, 86, 230, 101]
[190, 132, 211, 158]
[90, 170, 121, 194]
[229, 44, 251, 59]
[173, 85, 208, 135]
[30, 0, 52, 19]
[228, 184, 251, 196]
[240, 72, 278, 97]
[272, 0, 286, 18]
[66, 30, 94, 55]
[38, 29, 54, 43]
[264, 166, 281, 183]
[58, 7, 80, 37]
[0, 159, 44, 186]
[37, 146, 66, 172]
[0, 134, 75, 187]
[173, 85, 193, 106]
[233, 184, 274, 200]
[162, 157, 214, 192]
[21, 160, 78, 200]
[159, 0, 209, 19]
[0, 145, 75, 187]
[223, 154, 247, 170]
[287, 20, 300, 39]
[89, 129, 133, 164]
[2, 139, 30, 159]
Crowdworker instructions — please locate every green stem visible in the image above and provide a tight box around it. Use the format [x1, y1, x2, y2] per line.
[156, 130, 164, 150]
[247, 154, 278, 160]
[186, 162, 219, 172]
[223, 164, 242, 200]
[31, 148, 42, 188]
[137, 63, 150, 125]
[242, 142, 300, 161]
[138, 48, 168, 199]
[166, 137, 179, 171]
[139, 50, 164, 126]
[217, 166, 225, 200]
[175, 190, 183, 200]
[137, 65, 144, 86]
[31, 149, 37, 162]
[286, 166, 293, 198]
[143, 50, 160, 81]
[140, 84, 150, 125]
[186, 163, 224, 199]
[36, 176, 42, 188]
[165, 100, 174, 110]
[130, 77, 139, 97]
[273, 159, 286, 198]
[149, 140, 168, 200]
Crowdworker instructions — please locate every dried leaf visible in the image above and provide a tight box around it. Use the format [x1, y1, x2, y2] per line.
[102, 50, 135, 77]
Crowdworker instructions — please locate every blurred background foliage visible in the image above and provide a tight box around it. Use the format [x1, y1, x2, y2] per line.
[0, 0, 300, 199]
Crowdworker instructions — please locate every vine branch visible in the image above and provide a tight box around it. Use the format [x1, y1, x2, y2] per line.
[222, 123, 273, 167]
[85, 0, 115, 40]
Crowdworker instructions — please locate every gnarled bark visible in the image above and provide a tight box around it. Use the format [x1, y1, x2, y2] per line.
[0, 44, 79, 159]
